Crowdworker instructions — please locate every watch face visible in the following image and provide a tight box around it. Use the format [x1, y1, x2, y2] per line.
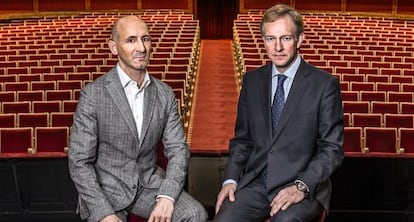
[297, 182, 307, 192]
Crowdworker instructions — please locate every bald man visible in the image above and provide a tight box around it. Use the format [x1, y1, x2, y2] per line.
[68, 16, 207, 222]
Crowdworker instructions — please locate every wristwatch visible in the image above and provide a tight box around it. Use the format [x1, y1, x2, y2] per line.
[295, 181, 309, 197]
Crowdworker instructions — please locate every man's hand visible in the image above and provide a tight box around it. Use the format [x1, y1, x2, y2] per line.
[100, 214, 123, 222]
[215, 183, 237, 214]
[269, 185, 305, 216]
[148, 197, 174, 222]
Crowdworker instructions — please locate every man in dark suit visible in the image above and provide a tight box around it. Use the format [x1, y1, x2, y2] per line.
[68, 16, 207, 222]
[214, 4, 344, 222]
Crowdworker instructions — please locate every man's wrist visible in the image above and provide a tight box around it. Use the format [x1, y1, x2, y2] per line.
[156, 195, 175, 203]
[294, 180, 309, 197]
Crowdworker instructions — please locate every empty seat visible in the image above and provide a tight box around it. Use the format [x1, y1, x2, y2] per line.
[32, 101, 61, 113]
[399, 128, 414, 153]
[384, 114, 414, 128]
[352, 113, 383, 127]
[50, 112, 74, 127]
[17, 90, 44, 101]
[17, 112, 49, 128]
[343, 127, 366, 154]
[2, 101, 31, 113]
[400, 102, 414, 114]
[0, 127, 33, 153]
[0, 91, 16, 102]
[62, 100, 78, 112]
[364, 127, 400, 154]
[57, 80, 83, 90]
[387, 92, 413, 103]
[31, 81, 56, 91]
[376, 83, 401, 92]
[343, 101, 370, 113]
[350, 82, 375, 91]
[341, 91, 359, 101]
[360, 91, 386, 102]
[343, 113, 351, 127]
[45, 90, 72, 101]
[371, 101, 399, 114]
[35, 127, 69, 153]
[4, 82, 30, 91]
[0, 113, 16, 128]
[401, 83, 414, 93]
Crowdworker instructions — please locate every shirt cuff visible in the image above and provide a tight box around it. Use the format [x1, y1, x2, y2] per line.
[222, 179, 238, 187]
[156, 195, 175, 203]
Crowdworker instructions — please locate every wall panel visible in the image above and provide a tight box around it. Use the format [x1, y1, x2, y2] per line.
[296, 0, 342, 11]
[346, 0, 393, 13]
[241, 0, 290, 12]
[0, 0, 34, 12]
[397, 0, 414, 15]
[90, 0, 137, 11]
[142, 0, 191, 11]
[38, 0, 85, 11]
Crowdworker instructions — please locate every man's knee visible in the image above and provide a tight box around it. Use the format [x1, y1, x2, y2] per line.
[178, 201, 208, 222]
[270, 211, 303, 222]
[174, 192, 208, 222]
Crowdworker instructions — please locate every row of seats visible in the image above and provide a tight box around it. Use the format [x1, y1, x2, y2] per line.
[342, 91, 413, 102]
[0, 112, 73, 128]
[0, 100, 77, 113]
[343, 101, 414, 114]
[344, 127, 414, 156]
[344, 113, 414, 128]
[0, 127, 69, 156]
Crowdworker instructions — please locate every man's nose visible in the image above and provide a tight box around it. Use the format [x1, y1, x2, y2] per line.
[275, 39, 283, 51]
[135, 40, 146, 52]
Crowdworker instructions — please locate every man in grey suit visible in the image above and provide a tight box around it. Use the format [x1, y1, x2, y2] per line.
[214, 4, 344, 222]
[68, 16, 207, 222]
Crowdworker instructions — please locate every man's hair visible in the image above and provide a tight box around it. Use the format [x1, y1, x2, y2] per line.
[260, 3, 304, 38]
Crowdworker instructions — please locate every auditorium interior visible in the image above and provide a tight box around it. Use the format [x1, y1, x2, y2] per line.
[0, 0, 414, 221]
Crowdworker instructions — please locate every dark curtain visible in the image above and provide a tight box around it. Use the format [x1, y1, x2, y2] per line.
[196, 0, 239, 39]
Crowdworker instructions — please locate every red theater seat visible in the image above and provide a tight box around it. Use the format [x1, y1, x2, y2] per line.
[399, 128, 414, 153]
[35, 127, 69, 153]
[364, 127, 400, 154]
[0, 127, 33, 153]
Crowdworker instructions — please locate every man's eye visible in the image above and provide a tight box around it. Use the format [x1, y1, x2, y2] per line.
[265, 37, 275, 42]
[282, 36, 293, 41]
[142, 36, 151, 42]
[127, 38, 136, 43]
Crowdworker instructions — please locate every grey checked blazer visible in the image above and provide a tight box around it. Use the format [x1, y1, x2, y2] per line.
[68, 67, 189, 222]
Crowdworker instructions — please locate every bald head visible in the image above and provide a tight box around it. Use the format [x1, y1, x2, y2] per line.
[111, 15, 148, 42]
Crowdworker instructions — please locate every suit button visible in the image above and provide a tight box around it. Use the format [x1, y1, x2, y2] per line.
[132, 184, 137, 189]
[269, 150, 273, 154]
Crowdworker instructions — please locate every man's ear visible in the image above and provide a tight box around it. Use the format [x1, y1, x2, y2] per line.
[297, 33, 305, 49]
[108, 40, 118, 55]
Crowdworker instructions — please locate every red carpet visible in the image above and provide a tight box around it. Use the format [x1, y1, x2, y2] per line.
[188, 40, 239, 154]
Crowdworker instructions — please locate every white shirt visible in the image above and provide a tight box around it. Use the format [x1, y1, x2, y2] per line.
[270, 55, 301, 104]
[117, 64, 151, 139]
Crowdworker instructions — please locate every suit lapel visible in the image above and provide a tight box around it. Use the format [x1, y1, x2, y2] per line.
[139, 77, 156, 148]
[105, 68, 139, 143]
[272, 61, 310, 142]
[260, 64, 274, 140]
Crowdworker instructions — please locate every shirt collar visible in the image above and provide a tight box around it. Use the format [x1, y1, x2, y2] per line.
[272, 55, 302, 80]
[117, 63, 151, 89]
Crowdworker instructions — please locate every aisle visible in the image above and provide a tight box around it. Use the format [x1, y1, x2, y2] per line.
[187, 40, 239, 154]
